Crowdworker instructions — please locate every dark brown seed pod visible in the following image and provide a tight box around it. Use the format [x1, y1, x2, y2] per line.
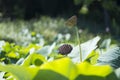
[65, 15, 77, 27]
[58, 44, 73, 55]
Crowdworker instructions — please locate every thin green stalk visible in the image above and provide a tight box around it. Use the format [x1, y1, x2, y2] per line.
[75, 27, 82, 62]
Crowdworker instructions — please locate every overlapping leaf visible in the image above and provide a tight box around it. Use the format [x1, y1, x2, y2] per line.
[68, 36, 100, 63]
[0, 57, 118, 80]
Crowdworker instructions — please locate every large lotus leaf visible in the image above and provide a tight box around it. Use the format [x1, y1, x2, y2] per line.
[39, 57, 78, 80]
[97, 47, 120, 69]
[35, 58, 115, 80]
[75, 75, 104, 80]
[75, 74, 118, 80]
[68, 36, 100, 63]
[0, 57, 117, 80]
[106, 72, 119, 80]
[0, 64, 39, 80]
[76, 62, 118, 80]
[77, 62, 112, 77]
[33, 70, 69, 80]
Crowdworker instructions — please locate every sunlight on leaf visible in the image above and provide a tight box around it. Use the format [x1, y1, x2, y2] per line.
[77, 62, 112, 77]
[39, 57, 78, 80]
[68, 36, 100, 63]
[0, 64, 39, 80]
[75, 61, 119, 80]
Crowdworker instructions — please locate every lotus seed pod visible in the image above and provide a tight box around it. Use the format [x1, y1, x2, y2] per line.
[65, 15, 77, 27]
[58, 44, 73, 55]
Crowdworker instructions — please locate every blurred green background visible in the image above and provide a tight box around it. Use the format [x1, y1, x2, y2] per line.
[0, 0, 120, 45]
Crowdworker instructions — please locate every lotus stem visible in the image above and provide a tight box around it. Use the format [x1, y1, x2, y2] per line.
[75, 27, 82, 62]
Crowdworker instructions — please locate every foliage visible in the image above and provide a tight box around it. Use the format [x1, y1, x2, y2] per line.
[0, 35, 120, 80]
[97, 47, 120, 69]
[0, 17, 96, 45]
[0, 0, 120, 36]
[74, 0, 120, 14]
[0, 15, 119, 80]
[74, 0, 120, 35]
